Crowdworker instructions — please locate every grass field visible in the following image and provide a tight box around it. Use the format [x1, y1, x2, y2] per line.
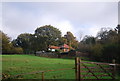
[2, 54, 120, 79]
[2, 55, 75, 79]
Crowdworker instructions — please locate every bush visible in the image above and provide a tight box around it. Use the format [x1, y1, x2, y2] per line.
[91, 44, 103, 61]
[14, 47, 23, 54]
[10, 47, 23, 54]
[102, 43, 120, 63]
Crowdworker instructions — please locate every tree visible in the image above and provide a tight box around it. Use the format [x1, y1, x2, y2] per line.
[96, 27, 112, 44]
[107, 30, 118, 43]
[64, 31, 79, 49]
[13, 33, 33, 53]
[102, 43, 119, 62]
[91, 44, 103, 61]
[12, 25, 63, 53]
[92, 26, 120, 63]
[81, 35, 96, 45]
[1, 31, 23, 54]
[34, 25, 62, 51]
[116, 24, 120, 34]
[1, 31, 11, 54]
[78, 35, 95, 53]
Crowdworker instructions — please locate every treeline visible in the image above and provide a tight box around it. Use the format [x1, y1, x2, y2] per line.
[1, 25, 78, 54]
[78, 25, 120, 63]
[1, 24, 120, 63]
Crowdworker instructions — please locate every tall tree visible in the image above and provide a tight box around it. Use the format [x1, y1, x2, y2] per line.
[1, 31, 11, 53]
[34, 25, 62, 51]
[13, 33, 32, 53]
[81, 35, 96, 45]
[79, 35, 95, 53]
[64, 31, 78, 49]
[96, 27, 112, 44]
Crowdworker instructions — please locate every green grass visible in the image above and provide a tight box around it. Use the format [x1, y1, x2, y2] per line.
[2, 54, 119, 79]
[2, 55, 75, 79]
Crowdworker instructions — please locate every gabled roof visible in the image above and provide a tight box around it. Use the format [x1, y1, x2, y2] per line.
[49, 45, 60, 49]
[60, 44, 70, 48]
[49, 44, 74, 49]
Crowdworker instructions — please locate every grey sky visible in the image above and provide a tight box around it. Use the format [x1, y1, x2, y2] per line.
[1, 2, 118, 41]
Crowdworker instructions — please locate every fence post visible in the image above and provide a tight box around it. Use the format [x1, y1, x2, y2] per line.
[112, 59, 116, 79]
[42, 72, 44, 81]
[79, 58, 81, 80]
[75, 57, 81, 81]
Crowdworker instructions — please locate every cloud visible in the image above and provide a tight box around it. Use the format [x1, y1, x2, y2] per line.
[86, 26, 101, 37]
[37, 14, 74, 36]
[57, 20, 74, 36]
[2, 2, 118, 41]
[2, 3, 39, 39]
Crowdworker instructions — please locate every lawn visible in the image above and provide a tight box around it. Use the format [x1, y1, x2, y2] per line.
[2, 54, 119, 79]
[2, 55, 75, 79]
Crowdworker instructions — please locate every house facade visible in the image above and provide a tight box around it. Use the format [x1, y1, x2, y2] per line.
[49, 44, 73, 52]
[48, 46, 60, 52]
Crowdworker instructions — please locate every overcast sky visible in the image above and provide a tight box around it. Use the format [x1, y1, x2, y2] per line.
[1, 2, 118, 41]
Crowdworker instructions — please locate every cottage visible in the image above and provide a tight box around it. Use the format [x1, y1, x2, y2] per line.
[49, 44, 73, 52]
[48, 45, 60, 52]
[60, 44, 70, 52]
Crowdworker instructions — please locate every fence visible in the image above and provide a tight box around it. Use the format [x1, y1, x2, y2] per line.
[3, 68, 75, 80]
[2, 57, 120, 80]
[75, 57, 120, 80]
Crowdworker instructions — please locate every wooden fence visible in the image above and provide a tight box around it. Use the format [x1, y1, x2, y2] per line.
[75, 57, 119, 80]
[3, 68, 75, 80]
[2, 57, 120, 80]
